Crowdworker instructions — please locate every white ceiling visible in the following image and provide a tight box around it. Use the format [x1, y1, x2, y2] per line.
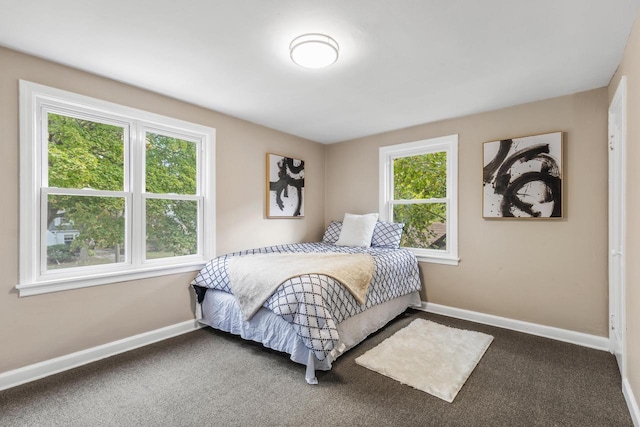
[0, 1, 638, 143]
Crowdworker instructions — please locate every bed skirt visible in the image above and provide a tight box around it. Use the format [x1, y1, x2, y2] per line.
[197, 289, 421, 384]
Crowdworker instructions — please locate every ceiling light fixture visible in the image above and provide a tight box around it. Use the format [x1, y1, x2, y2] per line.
[289, 33, 339, 69]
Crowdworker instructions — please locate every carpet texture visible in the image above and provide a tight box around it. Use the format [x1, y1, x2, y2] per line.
[0, 310, 633, 427]
[355, 319, 493, 402]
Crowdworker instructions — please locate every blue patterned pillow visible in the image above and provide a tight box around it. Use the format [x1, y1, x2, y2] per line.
[371, 221, 404, 248]
[322, 221, 343, 244]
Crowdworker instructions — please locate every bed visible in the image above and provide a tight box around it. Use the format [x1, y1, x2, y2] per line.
[191, 219, 422, 384]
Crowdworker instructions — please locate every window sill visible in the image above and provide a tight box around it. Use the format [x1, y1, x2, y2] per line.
[407, 249, 459, 266]
[415, 255, 459, 265]
[16, 262, 206, 297]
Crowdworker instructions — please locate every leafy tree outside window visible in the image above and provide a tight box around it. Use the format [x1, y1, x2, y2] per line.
[18, 81, 215, 296]
[379, 135, 459, 265]
[145, 132, 199, 259]
[47, 113, 126, 269]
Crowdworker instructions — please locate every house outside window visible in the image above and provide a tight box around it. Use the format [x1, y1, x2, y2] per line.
[379, 135, 459, 265]
[18, 81, 216, 296]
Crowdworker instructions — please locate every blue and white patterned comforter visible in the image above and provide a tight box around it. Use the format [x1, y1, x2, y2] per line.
[191, 242, 421, 361]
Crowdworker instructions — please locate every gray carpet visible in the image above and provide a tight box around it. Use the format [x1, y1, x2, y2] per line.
[0, 310, 632, 426]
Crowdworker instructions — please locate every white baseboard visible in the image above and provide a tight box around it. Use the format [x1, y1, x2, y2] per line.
[624, 378, 640, 427]
[418, 302, 610, 351]
[0, 319, 203, 392]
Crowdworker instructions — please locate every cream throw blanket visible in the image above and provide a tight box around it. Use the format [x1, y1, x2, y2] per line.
[227, 252, 375, 320]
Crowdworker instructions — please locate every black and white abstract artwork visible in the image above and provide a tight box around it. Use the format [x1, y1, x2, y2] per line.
[267, 153, 305, 218]
[483, 132, 563, 218]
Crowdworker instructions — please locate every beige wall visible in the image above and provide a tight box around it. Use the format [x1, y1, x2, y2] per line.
[609, 7, 640, 416]
[326, 88, 609, 336]
[0, 46, 325, 373]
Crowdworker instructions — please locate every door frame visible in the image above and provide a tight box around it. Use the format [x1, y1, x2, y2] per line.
[608, 75, 627, 376]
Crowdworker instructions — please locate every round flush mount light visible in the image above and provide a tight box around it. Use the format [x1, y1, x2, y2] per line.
[289, 33, 339, 69]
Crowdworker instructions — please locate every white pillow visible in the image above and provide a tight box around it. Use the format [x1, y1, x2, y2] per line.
[334, 213, 379, 247]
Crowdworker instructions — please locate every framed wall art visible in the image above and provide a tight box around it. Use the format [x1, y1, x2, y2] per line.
[266, 153, 305, 218]
[483, 132, 563, 218]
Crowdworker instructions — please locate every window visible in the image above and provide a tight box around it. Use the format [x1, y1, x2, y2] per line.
[379, 135, 458, 265]
[18, 81, 216, 296]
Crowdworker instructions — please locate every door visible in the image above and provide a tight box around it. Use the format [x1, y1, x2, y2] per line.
[608, 76, 626, 375]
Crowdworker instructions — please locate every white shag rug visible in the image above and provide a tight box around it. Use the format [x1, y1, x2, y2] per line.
[355, 319, 493, 403]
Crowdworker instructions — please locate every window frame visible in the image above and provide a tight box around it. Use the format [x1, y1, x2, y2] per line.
[379, 134, 459, 265]
[18, 80, 216, 296]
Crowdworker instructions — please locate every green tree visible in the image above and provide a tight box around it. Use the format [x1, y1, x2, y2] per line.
[393, 152, 447, 249]
[145, 132, 196, 194]
[145, 133, 198, 257]
[48, 114, 125, 264]
[46, 114, 198, 267]
[48, 113, 124, 191]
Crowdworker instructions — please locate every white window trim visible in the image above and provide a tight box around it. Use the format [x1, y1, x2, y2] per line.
[379, 134, 459, 265]
[17, 80, 216, 296]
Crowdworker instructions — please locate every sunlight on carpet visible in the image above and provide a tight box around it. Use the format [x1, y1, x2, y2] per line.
[355, 319, 493, 403]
